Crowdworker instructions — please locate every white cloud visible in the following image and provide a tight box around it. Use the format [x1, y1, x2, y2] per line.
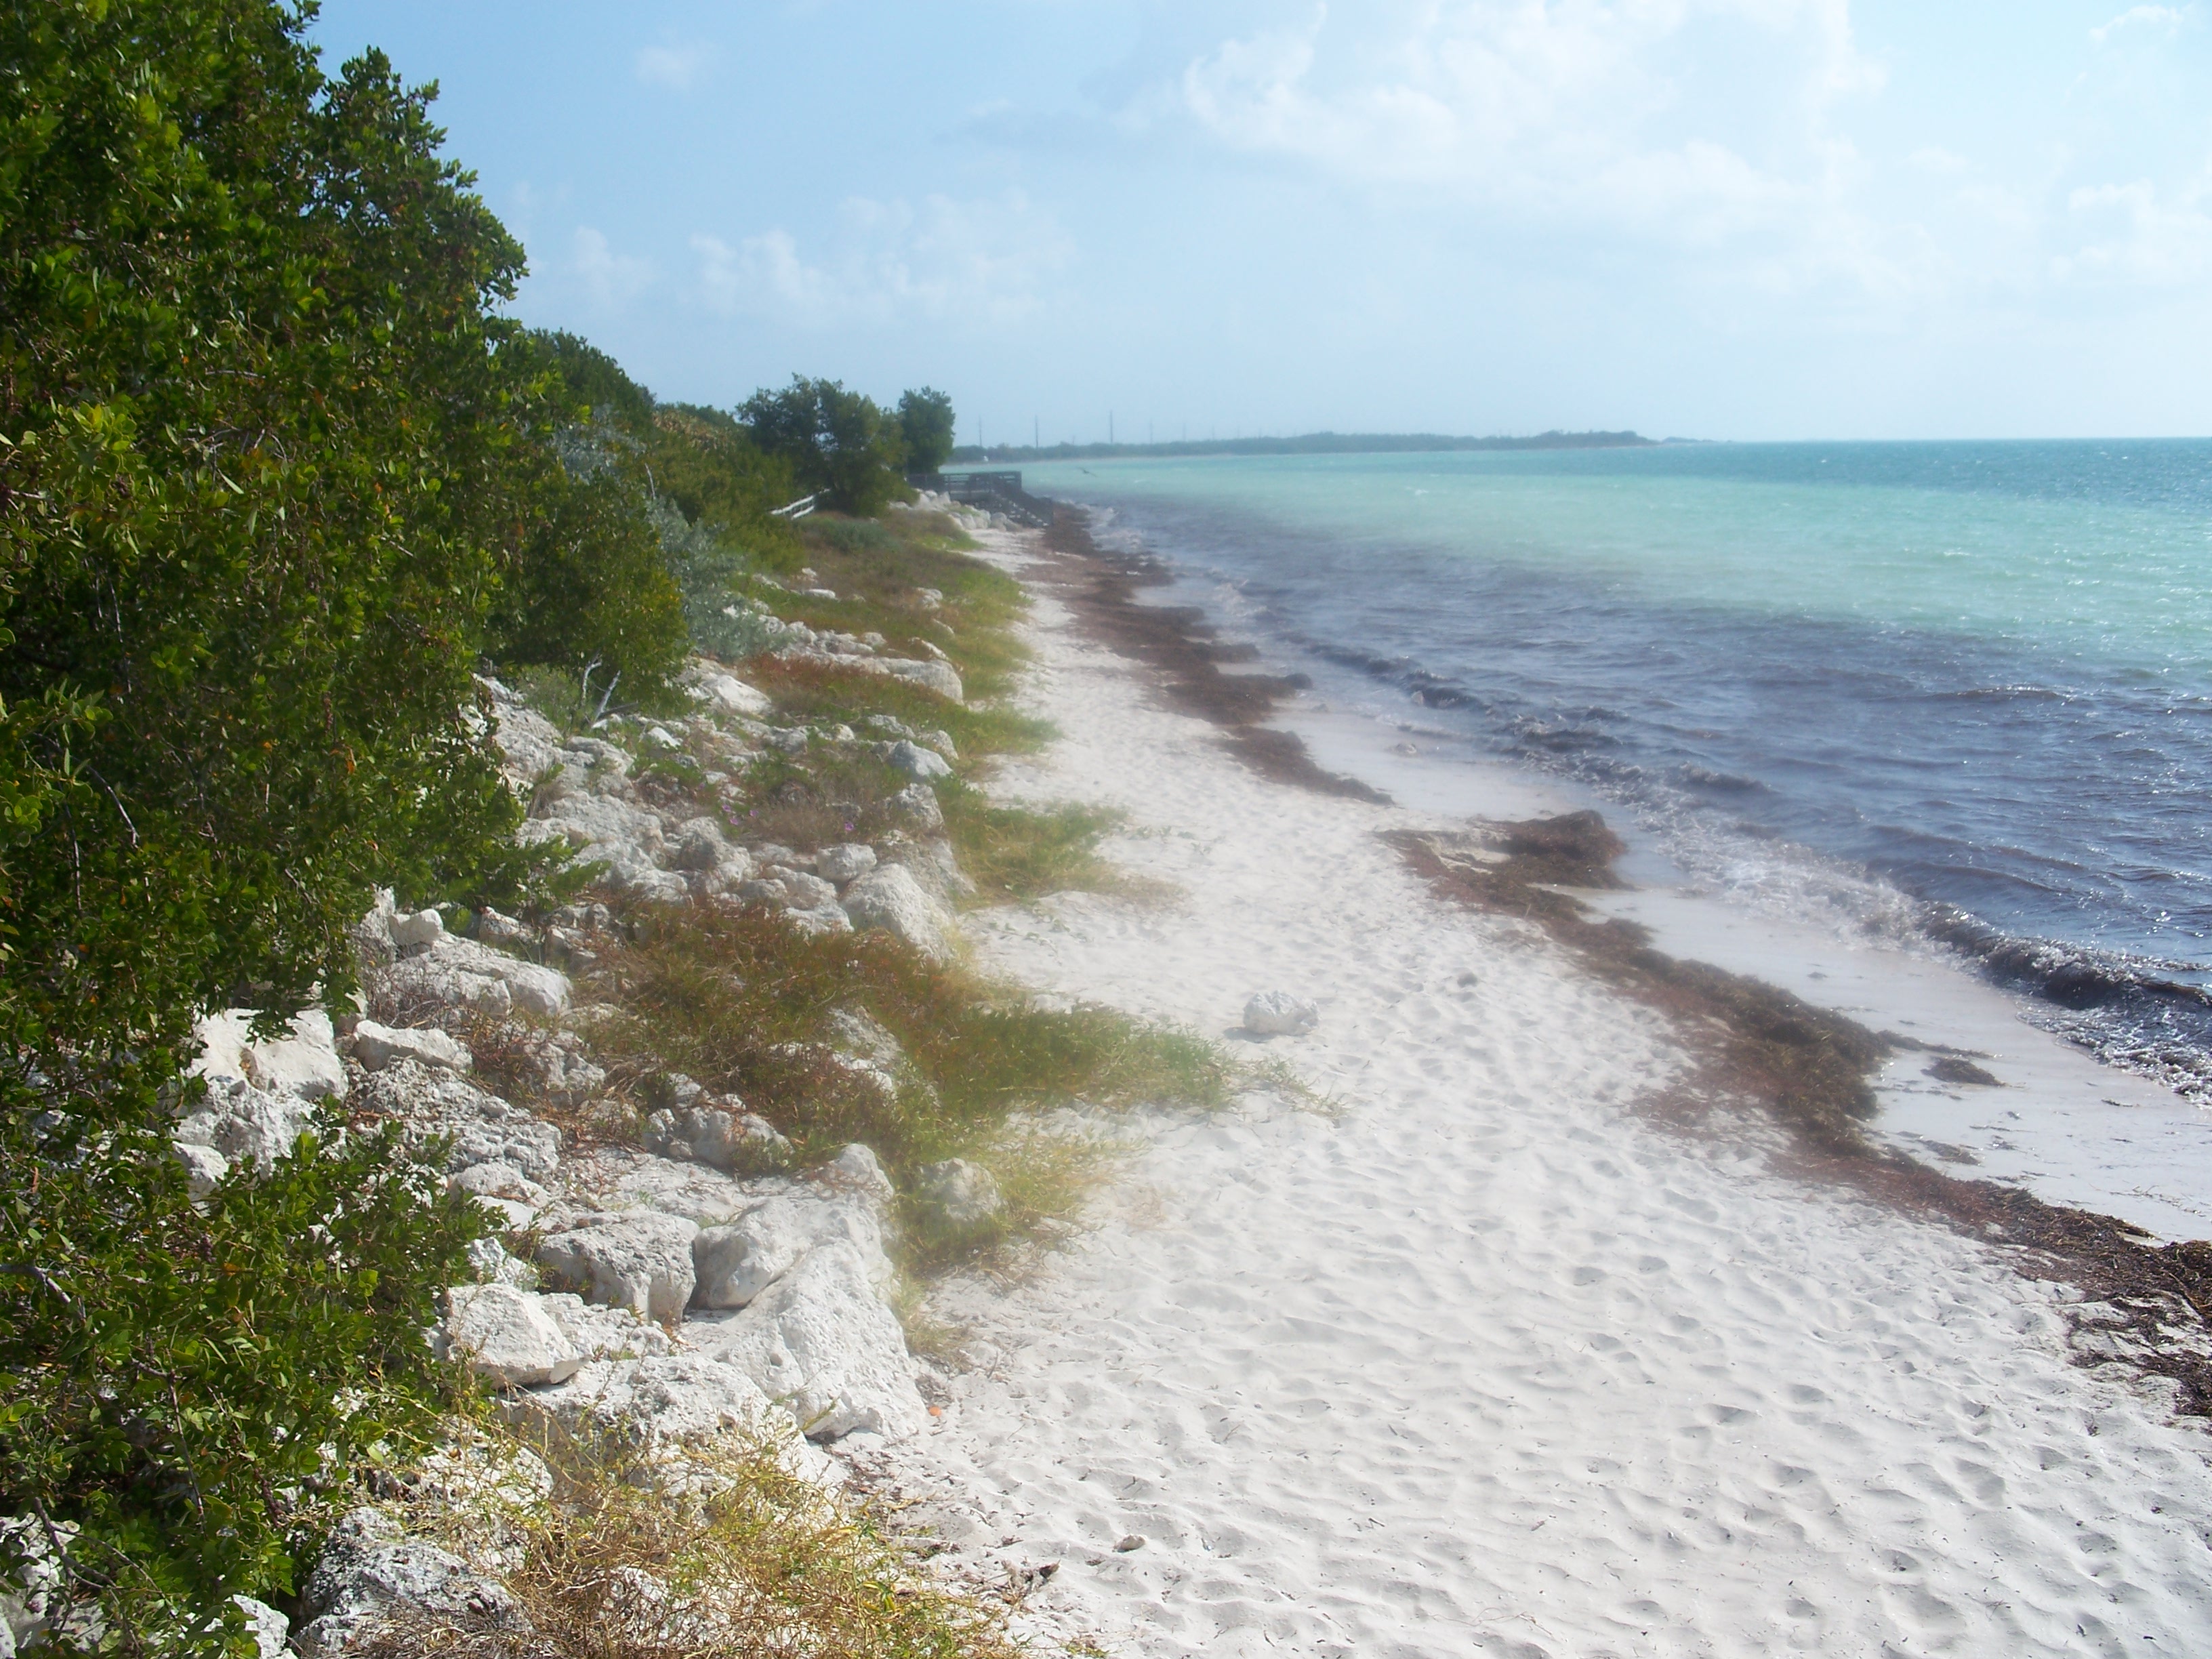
[1166, 4, 1879, 185]
[571, 226, 655, 308]
[1138, 1, 1917, 302]
[636, 43, 709, 91]
[2057, 165, 2212, 284]
[693, 194, 1073, 329]
[2089, 5, 2186, 47]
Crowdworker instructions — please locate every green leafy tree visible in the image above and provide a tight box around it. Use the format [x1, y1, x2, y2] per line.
[740, 375, 907, 516]
[0, 2, 547, 1644]
[897, 386, 958, 473]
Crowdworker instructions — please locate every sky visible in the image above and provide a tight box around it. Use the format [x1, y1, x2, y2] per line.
[308, 1, 2212, 443]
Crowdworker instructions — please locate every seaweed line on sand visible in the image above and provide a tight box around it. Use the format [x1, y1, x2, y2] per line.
[1390, 813, 2212, 1419]
[1036, 507, 1389, 804]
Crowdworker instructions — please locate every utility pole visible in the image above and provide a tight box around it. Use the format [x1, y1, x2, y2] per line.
[1033, 416, 1039, 450]
[1109, 411, 1115, 445]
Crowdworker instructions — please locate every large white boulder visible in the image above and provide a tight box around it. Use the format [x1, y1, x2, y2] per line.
[173, 1077, 321, 1171]
[839, 864, 954, 962]
[504, 1355, 836, 1486]
[555, 1147, 766, 1227]
[880, 659, 964, 703]
[401, 936, 571, 1019]
[687, 670, 773, 720]
[537, 1292, 674, 1364]
[510, 1353, 778, 1446]
[484, 681, 563, 787]
[352, 1061, 561, 1179]
[350, 1020, 471, 1074]
[691, 1193, 889, 1309]
[689, 1242, 927, 1441]
[535, 1212, 699, 1323]
[441, 1284, 586, 1388]
[192, 1008, 347, 1103]
[643, 1103, 791, 1172]
[295, 1509, 515, 1657]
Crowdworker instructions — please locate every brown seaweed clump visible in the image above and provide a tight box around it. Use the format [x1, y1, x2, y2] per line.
[1040, 508, 1389, 803]
[1392, 814, 2212, 1416]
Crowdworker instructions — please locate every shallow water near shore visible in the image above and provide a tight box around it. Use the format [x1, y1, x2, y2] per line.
[1024, 443, 2212, 1229]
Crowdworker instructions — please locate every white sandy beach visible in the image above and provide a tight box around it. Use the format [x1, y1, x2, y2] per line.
[877, 529, 2212, 1658]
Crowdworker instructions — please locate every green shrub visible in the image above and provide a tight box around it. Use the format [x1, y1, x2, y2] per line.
[488, 459, 690, 697]
[740, 378, 907, 516]
[0, 2, 555, 1643]
[0, 1080, 483, 1650]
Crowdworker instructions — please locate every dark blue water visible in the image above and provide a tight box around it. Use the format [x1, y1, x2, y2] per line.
[1025, 442, 2212, 1097]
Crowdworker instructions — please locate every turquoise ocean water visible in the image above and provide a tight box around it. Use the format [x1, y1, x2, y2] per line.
[1021, 441, 2212, 1095]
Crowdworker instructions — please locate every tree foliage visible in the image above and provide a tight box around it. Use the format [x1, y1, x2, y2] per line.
[740, 376, 908, 516]
[0, 2, 532, 1645]
[897, 387, 957, 473]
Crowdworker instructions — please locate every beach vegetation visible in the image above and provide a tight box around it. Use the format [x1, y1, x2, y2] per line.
[897, 387, 959, 473]
[353, 1427, 1020, 1659]
[740, 378, 913, 517]
[582, 903, 1231, 1216]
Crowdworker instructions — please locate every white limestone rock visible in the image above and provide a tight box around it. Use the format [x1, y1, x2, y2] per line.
[886, 739, 953, 781]
[691, 1193, 889, 1309]
[538, 1292, 674, 1364]
[840, 863, 954, 960]
[687, 1242, 926, 1441]
[352, 1061, 561, 1179]
[350, 1019, 472, 1074]
[230, 1595, 289, 1658]
[889, 781, 944, 832]
[670, 815, 733, 872]
[687, 670, 774, 720]
[824, 1143, 897, 1209]
[880, 658, 964, 703]
[556, 1147, 769, 1227]
[390, 907, 446, 950]
[1243, 990, 1319, 1036]
[295, 1508, 515, 1657]
[173, 1076, 320, 1171]
[504, 1355, 834, 1485]
[173, 1140, 230, 1200]
[914, 1159, 1004, 1227]
[441, 1284, 586, 1388]
[465, 1235, 539, 1290]
[192, 1007, 348, 1103]
[643, 1103, 792, 1172]
[815, 842, 878, 884]
[535, 1211, 699, 1323]
[417, 936, 571, 1019]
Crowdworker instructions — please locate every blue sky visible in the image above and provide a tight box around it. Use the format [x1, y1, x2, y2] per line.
[308, 2, 2212, 441]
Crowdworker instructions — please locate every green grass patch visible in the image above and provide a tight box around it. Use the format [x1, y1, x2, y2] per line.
[935, 785, 1125, 902]
[585, 905, 1232, 1193]
[745, 657, 1053, 764]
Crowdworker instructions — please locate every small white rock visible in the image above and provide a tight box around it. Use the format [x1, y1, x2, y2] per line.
[887, 740, 952, 781]
[1243, 991, 1319, 1036]
[816, 842, 878, 884]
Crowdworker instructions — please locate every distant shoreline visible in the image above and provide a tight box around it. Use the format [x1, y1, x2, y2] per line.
[947, 428, 1693, 465]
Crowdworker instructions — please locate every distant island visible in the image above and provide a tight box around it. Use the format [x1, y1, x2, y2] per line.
[947, 429, 1673, 464]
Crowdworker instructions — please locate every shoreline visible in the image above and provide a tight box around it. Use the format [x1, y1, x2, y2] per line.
[1031, 501, 2212, 1414]
[877, 513, 2212, 1656]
